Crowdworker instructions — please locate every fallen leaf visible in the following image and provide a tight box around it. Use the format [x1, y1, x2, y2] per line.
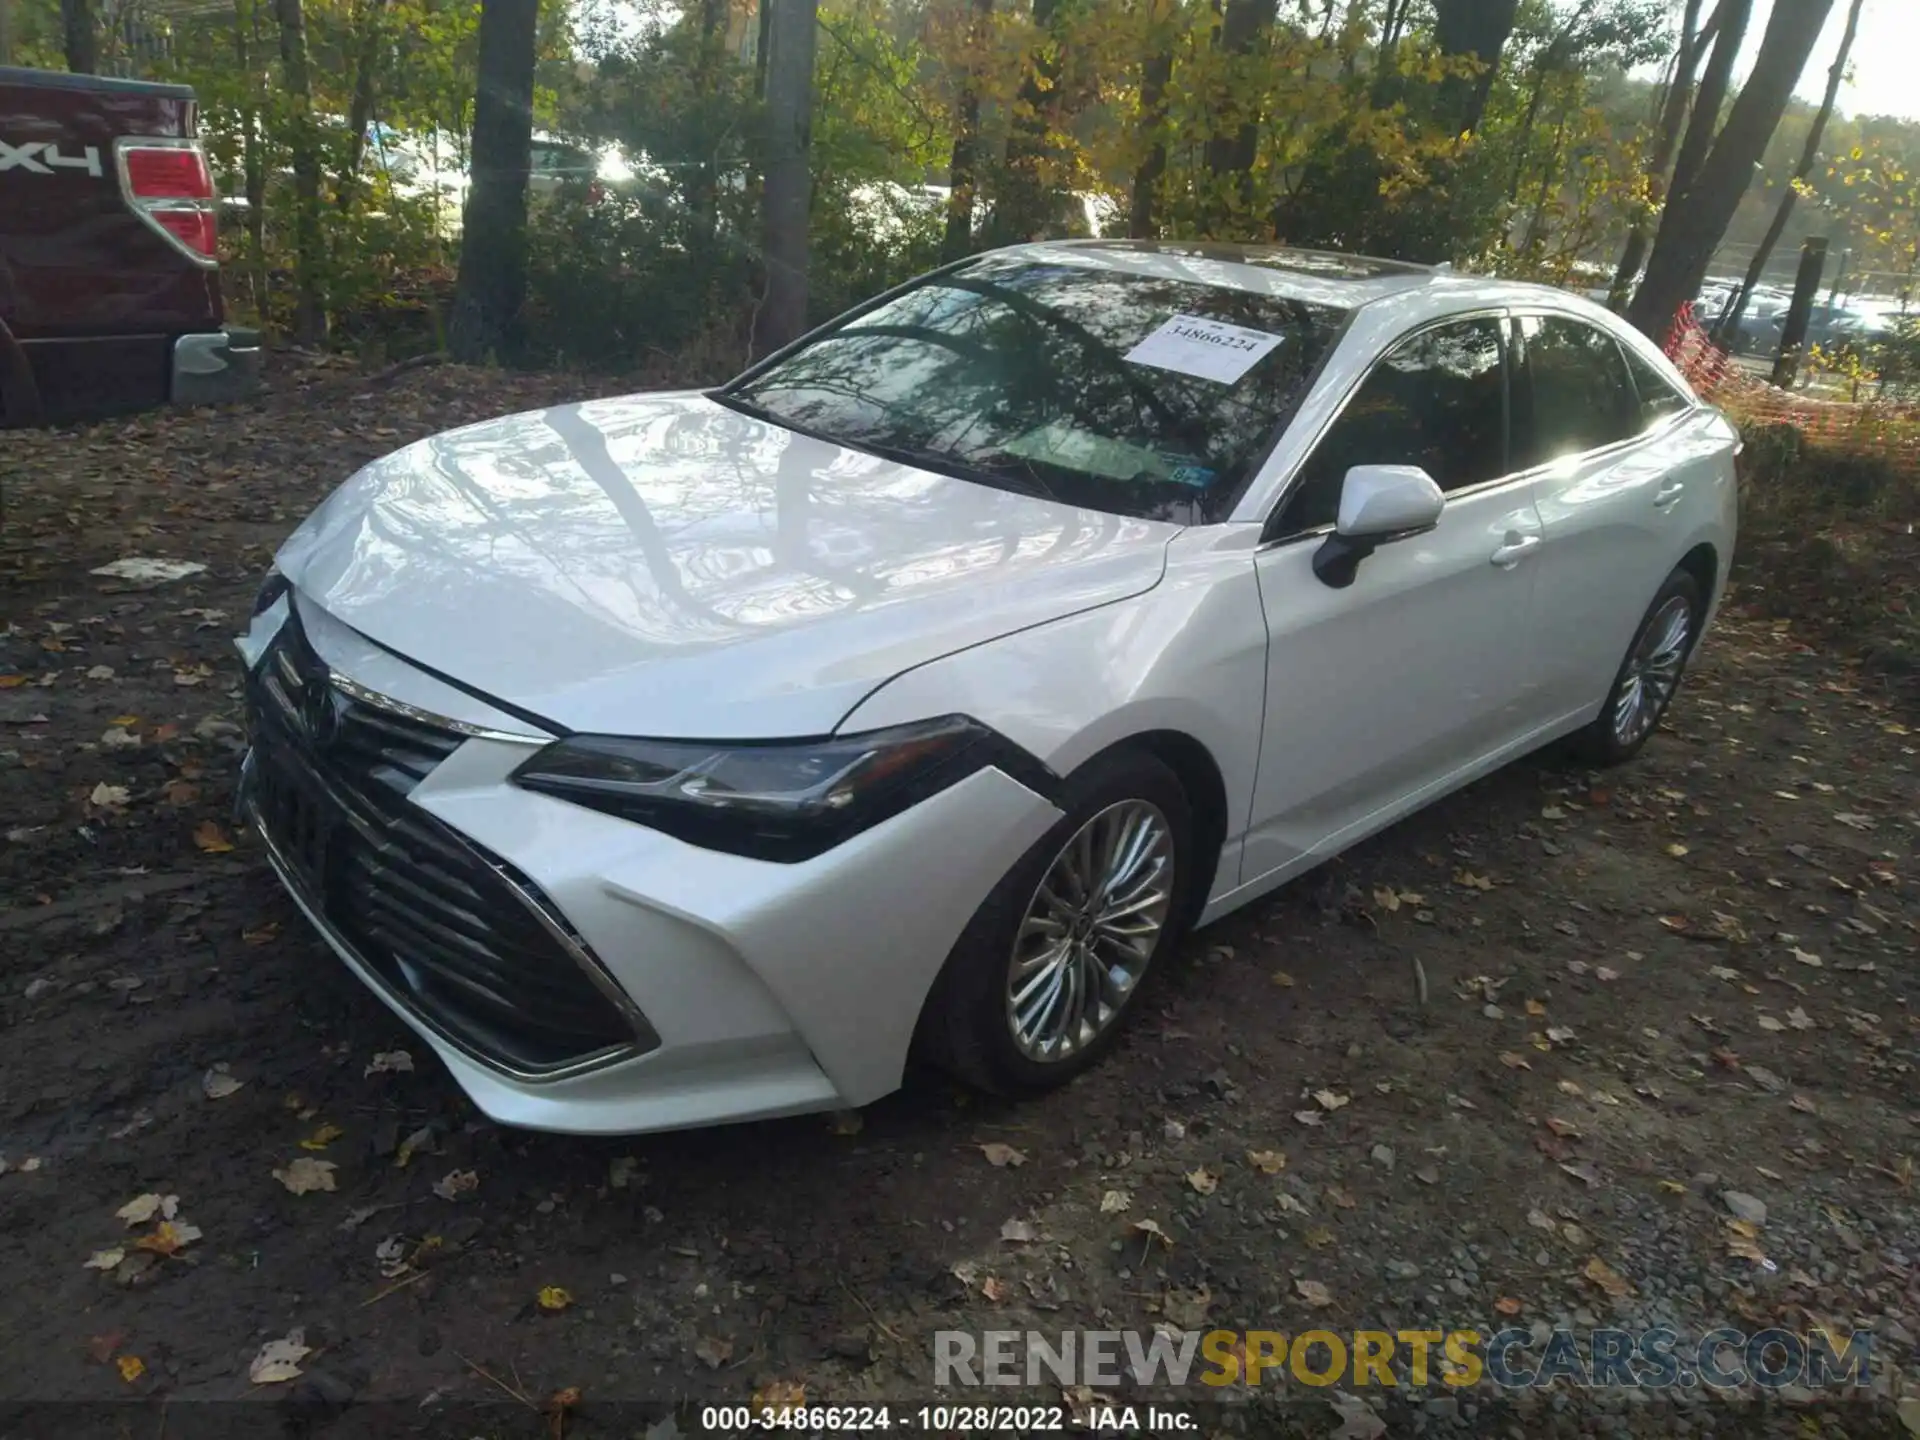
[1186, 1168, 1219, 1195]
[1293, 1110, 1326, 1127]
[1246, 1149, 1287, 1174]
[1271, 970, 1295, 987]
[135, 1220, 202, 1256]
[1295, 1278, 1333, 1307]
[752, 1379, 806, 1412]
[1757, 1014, 1785, 1033]
[116, 1193, 179, 1227]
[1454, 870, 1494, 890]
[549, 1386, 585, 1413]
[395, 1125, 436, 1167]
[201, 1067, 243, 1100]
[1372, 886, 1401, 912]
[1303, 1225, 1334, 1248]
[1000, 1218, 1039, 1243]
[1545, 1025, 1576, 1044]
[273, 1158, 338, 1195]
[85, 1332, 124, 1363]
[1544, 1117, 1581, 1138]
[89, 783, 131, 811]
[1559, 1161, 1603, 1188]
[116, 1356, 145, 1384]
[1665, 843, 1690, 858]
[299, 1123, 344, 1152]
[248, 1331, 310, 1385]
[192, 820, 235, 854]
[240, 920, 278, 944]
[979, 1275, 1009, 1302]
[1327, 1184, 1358, 1209]
[978, 1142, 1027, 1168]
[538, 1285, 574, 1313]
[1129, 1218, 1172, 1247]
[432, 1169, 479, 1201]
[1313, 1089, 1349, 1111]
[828, 1111, 863, 1136]
[1657, 1180, 1688, 1195]
[1100, 1189, 1131, 1214]
[1498, 1052, 1532, 1070]
[1790, 947, 1824, 968]
[1525, 998, 1547, 1017]
[1787, 1006, 1815, 1031]
[84, 1248, 126, 1270]
[1790, 1094, 1818, 1115]
[1583, 1256, 1633, 1298]
[1494, 1296, 1523, 1316]
[693, 1335, 733, 1369]
[364, 1050, 414, 1077]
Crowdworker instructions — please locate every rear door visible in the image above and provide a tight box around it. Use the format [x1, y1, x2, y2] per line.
[1514, 312, 1701, 719]
[1241, 312, 1545, 882]
[0, 67, 221, 419]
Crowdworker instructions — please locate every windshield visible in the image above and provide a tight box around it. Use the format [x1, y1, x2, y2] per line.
[720, 254, 1348, 522]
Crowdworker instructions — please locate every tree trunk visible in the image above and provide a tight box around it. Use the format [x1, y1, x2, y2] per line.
[275, 0, 326, 344]
[1713, 0, 1864, 344]
[991, 0, 1066, 243]
[1609, 0, 1708, 309]
[940, 0, 993, 262]
[336, 0, 388, 216]
[1201, 0, 1277, 201]
[1128, 31, 1174, 238]
[447, 0, 539, 363]
[234, 0, 266, 313]
[1665, 0, 1751, 210]
[1, 0, 16, 68]
[750, 0, 819, 358]
[689, 0, 728, 245]
[61, 0, 96, 72]
[754, 0, 772, 97]
[1627, 0, 1837, 341]
[1430, 0, 1519, 135]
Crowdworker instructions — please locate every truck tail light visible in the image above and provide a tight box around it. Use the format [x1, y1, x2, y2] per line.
[117, 139, 219, 264]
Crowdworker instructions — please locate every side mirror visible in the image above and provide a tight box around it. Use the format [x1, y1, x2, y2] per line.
[1313, 465, 1444, 589]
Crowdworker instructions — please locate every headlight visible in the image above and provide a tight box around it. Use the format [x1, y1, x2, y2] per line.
[252, 566, 290, 617]
[509, 715, 1054, 862]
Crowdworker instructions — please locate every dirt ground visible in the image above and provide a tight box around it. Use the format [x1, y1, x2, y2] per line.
[1, 357, 1916, 1439]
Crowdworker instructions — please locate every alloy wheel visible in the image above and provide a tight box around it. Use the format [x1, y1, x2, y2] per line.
[1611, 594, 1693, 748]
[1005, 799, 1174, 1063]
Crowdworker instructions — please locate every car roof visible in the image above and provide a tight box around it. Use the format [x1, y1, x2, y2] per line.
[1011, 239, 1443, 309]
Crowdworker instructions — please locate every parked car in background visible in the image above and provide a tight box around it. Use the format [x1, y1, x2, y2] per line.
[0, 65, 259, 428]
[238, 242, 1737, 1136]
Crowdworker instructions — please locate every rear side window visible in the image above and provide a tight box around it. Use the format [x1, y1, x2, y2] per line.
[1274, 316, 1508, 535]
[1515, 316, 1640, 467]
[1620, 345, 1692, 430]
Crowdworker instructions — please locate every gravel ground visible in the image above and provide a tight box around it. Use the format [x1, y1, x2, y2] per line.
[1, 357, 1916, 1438]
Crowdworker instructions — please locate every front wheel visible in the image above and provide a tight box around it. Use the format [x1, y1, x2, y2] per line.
[1570, 567, 1703, 766]
[917, 748, 1195, 1096]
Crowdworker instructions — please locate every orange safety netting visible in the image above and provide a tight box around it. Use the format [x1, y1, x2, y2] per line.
[1663, 302, 1920, 465]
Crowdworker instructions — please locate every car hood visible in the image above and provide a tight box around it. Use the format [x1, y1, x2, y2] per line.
[276, 391, 1175, 738]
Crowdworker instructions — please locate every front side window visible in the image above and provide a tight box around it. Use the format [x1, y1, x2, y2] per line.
[1273, 316, 1508, 537]
[720, 254, 1348, 523]
[1516, 315, 1641, 467]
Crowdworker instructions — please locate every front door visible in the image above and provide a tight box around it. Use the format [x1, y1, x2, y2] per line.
[1241, 314, 1544, 884]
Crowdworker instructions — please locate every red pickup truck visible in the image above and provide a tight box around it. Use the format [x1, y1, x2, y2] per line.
[0, 65, 260, 426]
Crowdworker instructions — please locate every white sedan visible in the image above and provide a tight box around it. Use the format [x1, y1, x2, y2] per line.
[238, 242, 1738, 1135]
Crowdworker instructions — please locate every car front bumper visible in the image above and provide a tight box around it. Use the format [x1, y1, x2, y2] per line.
[239, 611, 1060, 1136]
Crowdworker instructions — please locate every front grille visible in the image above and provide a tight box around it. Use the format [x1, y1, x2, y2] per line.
[245, 612, 644, 1076]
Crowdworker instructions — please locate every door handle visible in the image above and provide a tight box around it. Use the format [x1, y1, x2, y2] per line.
[1654, 481, 1685, 509]
[1490, 534, 1541, 569]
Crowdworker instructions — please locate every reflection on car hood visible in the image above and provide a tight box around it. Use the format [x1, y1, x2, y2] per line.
[276, 391, 1176, 738]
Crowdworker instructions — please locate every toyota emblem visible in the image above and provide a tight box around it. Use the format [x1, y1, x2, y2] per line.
[300, 671, 339, 747]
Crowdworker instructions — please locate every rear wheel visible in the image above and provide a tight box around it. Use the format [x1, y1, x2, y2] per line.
[1570, 567, 1702, 766]
[918, 749, 1195, 1096]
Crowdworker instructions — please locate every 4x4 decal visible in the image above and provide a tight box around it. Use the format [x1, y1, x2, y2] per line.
[0, 140, 104, 177]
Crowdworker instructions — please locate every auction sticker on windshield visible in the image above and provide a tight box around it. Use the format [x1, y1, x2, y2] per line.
[1124, 314, 1283, 385]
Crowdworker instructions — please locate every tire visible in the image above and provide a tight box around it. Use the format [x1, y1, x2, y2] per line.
[917, 748, 1196, 1097]
[1569, 567, 1704, 767]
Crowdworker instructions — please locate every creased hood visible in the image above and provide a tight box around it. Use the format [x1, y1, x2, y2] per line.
[276, 392, 1174, 738]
